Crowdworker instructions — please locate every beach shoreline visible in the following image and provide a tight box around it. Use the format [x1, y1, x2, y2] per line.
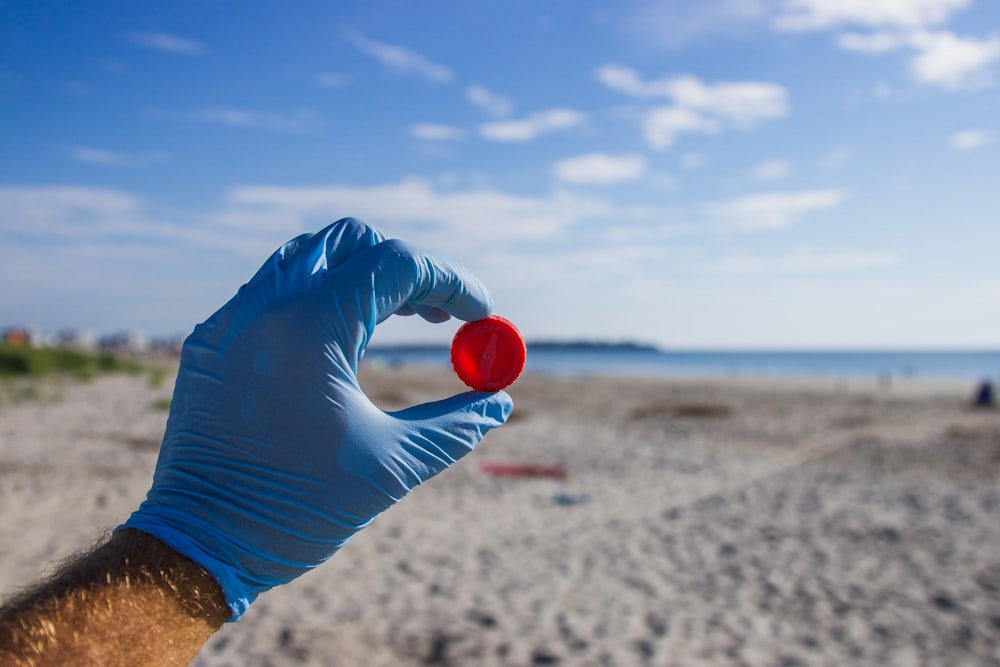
[2, 366, 998, 665]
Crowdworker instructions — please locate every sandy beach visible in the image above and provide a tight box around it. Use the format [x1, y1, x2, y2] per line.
[1, 365, 998, 666]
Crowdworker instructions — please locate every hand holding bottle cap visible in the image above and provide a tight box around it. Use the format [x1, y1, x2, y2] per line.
[451, 315, 526, 391]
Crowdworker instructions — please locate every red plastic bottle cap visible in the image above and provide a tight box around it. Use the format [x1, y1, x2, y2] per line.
[451, 315, 526, 391]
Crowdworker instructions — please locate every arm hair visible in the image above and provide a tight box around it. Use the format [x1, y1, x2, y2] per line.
[0, 529, 228, 667]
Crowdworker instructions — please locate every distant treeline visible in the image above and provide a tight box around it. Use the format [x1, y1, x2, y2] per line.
[525, 340, 660, 352]
[0, 345, 144, 380]
[368, 340, 660, 353]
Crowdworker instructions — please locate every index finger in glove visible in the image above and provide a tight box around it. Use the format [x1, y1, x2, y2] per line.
[335, 238, 494, 325]
[395, 302, 453, 323]
[244, 218, 388, 301]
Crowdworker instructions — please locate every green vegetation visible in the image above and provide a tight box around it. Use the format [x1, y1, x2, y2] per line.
[147, 365, 171, 388]
[151, 397, 172, 411]
[0, 345, 156, 408]
[0, 345, 144, 381]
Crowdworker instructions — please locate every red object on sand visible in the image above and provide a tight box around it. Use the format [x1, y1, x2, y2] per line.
[478, 461, 567, 480]
[451, 315, 526, 391]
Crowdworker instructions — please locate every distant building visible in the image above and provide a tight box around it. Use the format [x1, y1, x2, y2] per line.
[98, 331, 150, 356]
[57, 329, 98, 351]
[2, 327, 34, 347]
[150, 334, 185, 357]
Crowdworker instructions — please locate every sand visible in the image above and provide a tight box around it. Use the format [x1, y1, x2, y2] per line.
[1, 366, 999, 666]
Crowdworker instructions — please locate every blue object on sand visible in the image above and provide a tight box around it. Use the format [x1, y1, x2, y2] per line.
[553, 493, 591, 506]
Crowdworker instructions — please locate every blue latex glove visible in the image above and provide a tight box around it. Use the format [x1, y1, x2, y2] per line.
[122, 218, 513, 620]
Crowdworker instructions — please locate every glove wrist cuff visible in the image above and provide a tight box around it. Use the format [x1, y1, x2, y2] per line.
[119, 513, 258, 621]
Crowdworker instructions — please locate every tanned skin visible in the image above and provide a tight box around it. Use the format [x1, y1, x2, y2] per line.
[0, 529, 229, 667]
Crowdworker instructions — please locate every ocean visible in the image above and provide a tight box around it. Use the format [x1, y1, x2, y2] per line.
[365, 347, 1000, 382]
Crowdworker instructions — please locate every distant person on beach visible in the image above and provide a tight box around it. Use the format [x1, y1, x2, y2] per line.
[0, 218, 513, 666]
[973, 379, 995, 407]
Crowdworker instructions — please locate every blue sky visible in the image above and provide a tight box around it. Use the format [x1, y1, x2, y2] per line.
[1, 0, 998, 348]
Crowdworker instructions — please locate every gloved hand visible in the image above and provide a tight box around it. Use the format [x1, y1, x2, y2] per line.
[122, 218, 513, 620]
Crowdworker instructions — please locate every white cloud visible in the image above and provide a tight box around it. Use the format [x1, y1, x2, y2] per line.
[0, 186, 140, 234]
[412, 124, 467, 141]
[0, 182, 954, 346]
[478, 109, 585, 142]
[908, 30, 1000, 89]
[713, 247, 900, 273]
[750, 159, 791, 181]
[950, 129, 988, 150]
[0, 181, 629, 268]
[598, 66, 788, 149]
[773, 0, 970, 31]
[837, 31, 910, 53]
[0, 186, 260, 253]
[181, 108, 324, 133]
[839, 29, 1000, 90]
[596, 67, 789, 123]
[595, 64, 675, 98]
[644, 107, 721, 149]
[345, 31, 453, 84]
[126, 31, 205, 55]
[466, 85, 512, 117]
[0, 186, 282, 333]
[69, 147, 167, 167]
[552, 153, 648, 185]
[620, 0, 771, 49]
[704, 189, 846, 230]
[664, 75, 789, 125]
[223, 178, 615, 247]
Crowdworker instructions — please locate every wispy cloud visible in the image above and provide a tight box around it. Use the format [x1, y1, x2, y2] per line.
[552, 153, 648, 185]
[838, 29, 1000, 90]
[345, 31, 453, 83]
[0, 181, 638, 269]
[596, 64, 675, 98]
[0, 186, 141, 234]
[221, 178, 614, 248]
[750, 159, 791, 181]
[478, 109, 585, 142]
[703, 189, 846, 230]
[0, 185, 257, 252]
[820, 146, 854, 169]
[836, 31, 910, 53]
[597, 67, 789, 122]
[681, 152, 709, 169]
[126, 31, 205, 55]
[0, 185, 281, 332]
[164, 107, 324, 133]
[619, 0, 990, 92]
[597, 65, 789, 149]
[412, 124, 467, 141]
[69, 147, 167, 167]
[0, 179, 887, 340]
[907, 31, 1000, 89]
[620, 0, 771, 49]
[712, 247, 900, 273]
[950, 129, 988, 150]
[466, 85, 513, 117]
[771, 0, 996, 91]
[666, 77, 789, 125]
[643, 107, 721, 149]
[773, 0, 970, 32]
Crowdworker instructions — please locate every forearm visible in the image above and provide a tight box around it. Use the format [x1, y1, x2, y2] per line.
[0, 529, 228, 667]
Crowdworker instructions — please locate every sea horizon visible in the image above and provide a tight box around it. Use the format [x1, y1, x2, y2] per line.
[365, 344, 1000, 382]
